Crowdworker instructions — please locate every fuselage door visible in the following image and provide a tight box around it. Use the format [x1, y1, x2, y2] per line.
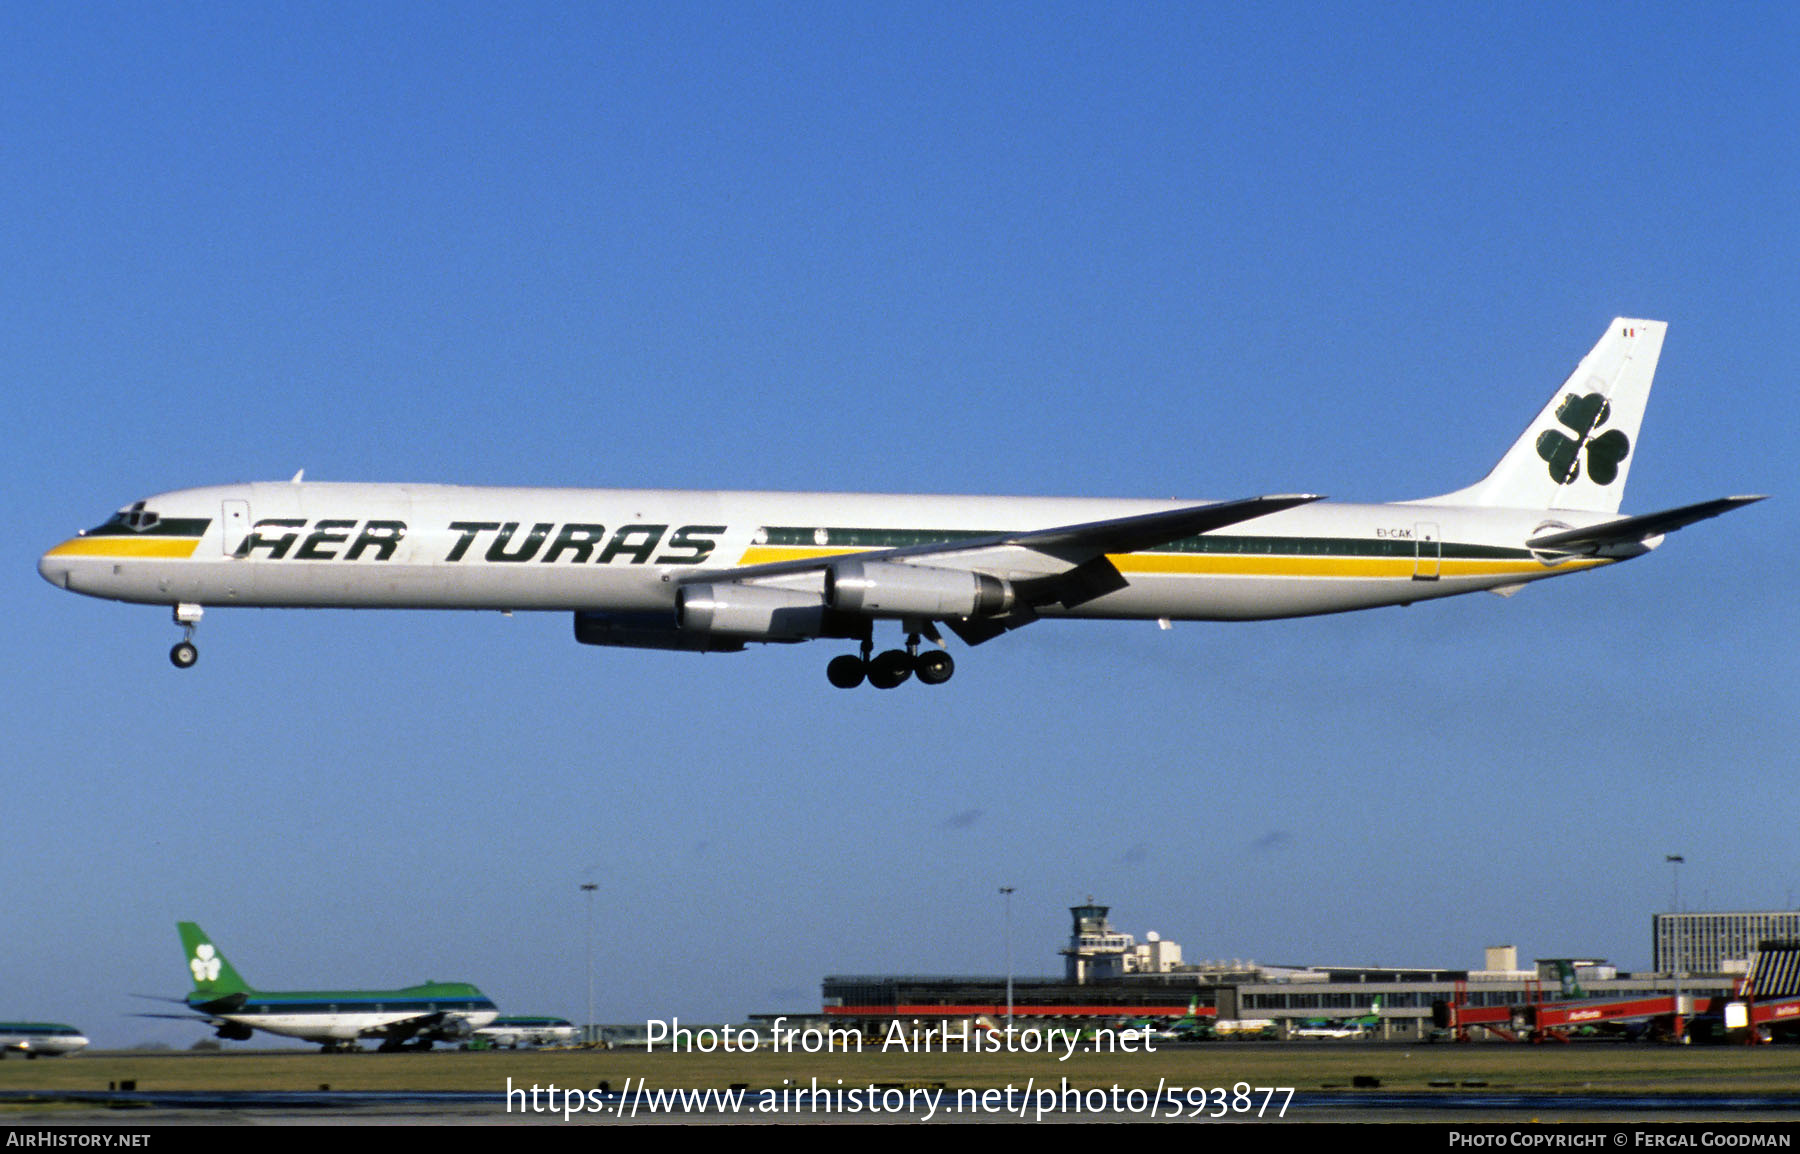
[222, 500, 251, 556]
[1412, 522, 1441, 581]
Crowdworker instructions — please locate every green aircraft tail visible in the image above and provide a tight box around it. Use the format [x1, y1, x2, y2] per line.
[1553, 960, 1585, 999]
[178, 922, 252, 996]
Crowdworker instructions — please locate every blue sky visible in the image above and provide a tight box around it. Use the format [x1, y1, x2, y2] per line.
[4, 4, 1795, 1045]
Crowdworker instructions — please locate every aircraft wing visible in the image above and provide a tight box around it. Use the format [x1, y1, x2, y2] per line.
[366, 1014, 432, 1042]
[367, 1010, 475, 1045]
[993, 494, 1324, 555]
[682, 493, 1325, 587]
[1528, 495, 1766, 553]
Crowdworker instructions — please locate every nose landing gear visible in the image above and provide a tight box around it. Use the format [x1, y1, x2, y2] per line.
[170, 603, 203, 669]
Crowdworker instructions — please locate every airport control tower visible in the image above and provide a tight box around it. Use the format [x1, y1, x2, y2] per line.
[1060, 900, 1184, 982]
[1061, 901, 1136, 983]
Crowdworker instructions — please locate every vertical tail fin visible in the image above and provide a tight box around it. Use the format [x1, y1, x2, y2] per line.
[1423, 319, 1665, 513]
[178, 922, 252, 996]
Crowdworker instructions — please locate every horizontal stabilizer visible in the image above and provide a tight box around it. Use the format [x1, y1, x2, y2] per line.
[1527, 495, 1766, 552]
[194, 992, 249, 1015]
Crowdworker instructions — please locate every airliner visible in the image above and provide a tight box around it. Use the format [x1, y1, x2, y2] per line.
[1294, 998, 1383, 1039]
[476, 1016, 581, 1049]
[38, 319, 1761, 688]
[0, 1022, 90, 1057]
[164, 922, 498, 1052]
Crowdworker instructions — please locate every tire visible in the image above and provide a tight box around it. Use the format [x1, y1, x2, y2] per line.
[915, 649, 954, 685]
[867, 649, 913, 689]
[826, 654, 867, 689]
[170, 641, 198, 668]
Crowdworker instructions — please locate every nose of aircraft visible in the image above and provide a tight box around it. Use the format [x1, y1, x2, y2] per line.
[38, 542, 76, 590]
[39, 536, 114, 596]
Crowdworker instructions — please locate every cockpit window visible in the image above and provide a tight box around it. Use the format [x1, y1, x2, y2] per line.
[91, 500, 159, 534]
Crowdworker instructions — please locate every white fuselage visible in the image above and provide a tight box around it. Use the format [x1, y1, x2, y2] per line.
[478, 1019, 580, 1048]
[0, 1025, 90, 1056]
[222, 1007, 501, 1044]
[189, 987, 500, 1046]
[38, 481, 1632, 623]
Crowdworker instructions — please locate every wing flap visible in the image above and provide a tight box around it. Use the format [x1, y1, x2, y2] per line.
[1014, 555, 1130, 609]
[943, 607, 1039, 646]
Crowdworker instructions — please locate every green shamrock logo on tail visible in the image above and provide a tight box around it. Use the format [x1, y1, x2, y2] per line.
[1535, 392, 1630, 485]
[191, 943, 222, 983]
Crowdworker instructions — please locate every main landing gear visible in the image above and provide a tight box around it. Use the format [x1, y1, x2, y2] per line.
[826, 628, 955, 689]
[170, 603, 203, 669]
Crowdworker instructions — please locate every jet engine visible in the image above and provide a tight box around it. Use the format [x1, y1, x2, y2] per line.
[673, 584, 827, 641]
[573, 610, 746, 652]
[433, 1017, 475, 1041]
[825, 560, 1013, 618]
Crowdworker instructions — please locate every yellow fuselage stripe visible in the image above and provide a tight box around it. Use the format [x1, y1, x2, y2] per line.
[733, 546, 1605, 579]
[44, 538, 202, 559]
[42, 539, 1609, 579]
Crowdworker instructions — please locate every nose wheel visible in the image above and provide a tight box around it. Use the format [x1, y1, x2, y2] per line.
[170, 603, 203, 669]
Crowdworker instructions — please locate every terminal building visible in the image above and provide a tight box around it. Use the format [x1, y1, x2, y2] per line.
[1653, 912, 1800, 974]
[821, 901, 1792, 1042]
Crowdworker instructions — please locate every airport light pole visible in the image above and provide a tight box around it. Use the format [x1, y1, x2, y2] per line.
[999, 886, 1016, 1031]
[581, 882, 598, 1046]
[1665, 855, 1685, 1043]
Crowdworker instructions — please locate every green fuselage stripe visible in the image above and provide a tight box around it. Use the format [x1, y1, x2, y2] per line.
[758, 526, 1529, 560]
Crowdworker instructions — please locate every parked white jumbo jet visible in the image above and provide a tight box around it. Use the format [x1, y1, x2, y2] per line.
[39, 320, 1761, 688]
[158, 922, 499, 1052]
